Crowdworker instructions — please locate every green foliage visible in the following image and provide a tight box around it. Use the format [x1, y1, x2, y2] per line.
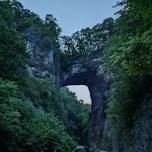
[0, 79, 34, 152]
[60, 88, 90, 143]
[44, 14, 61, 47]
[10, 0, 61, 56]
[103, 0, 152, 150]
[60, 17, 115, 73]
[106, 28, 152, 76]
[21, 76, 90, 145]
[26, 113, 76, 152]
[22, 76, 58, 110]
[61, 17, 115, 58]
[0, 0, 28, 81]
[11, 0, 43, 31]
[0, 79, 77, 152]
[115, 0, 152, 35]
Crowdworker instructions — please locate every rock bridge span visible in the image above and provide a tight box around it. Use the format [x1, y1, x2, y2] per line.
[60, 50, 108, 149]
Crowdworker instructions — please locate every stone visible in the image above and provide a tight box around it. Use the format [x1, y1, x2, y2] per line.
[61, 51, 108, 149]
[23, 27, 56, 79]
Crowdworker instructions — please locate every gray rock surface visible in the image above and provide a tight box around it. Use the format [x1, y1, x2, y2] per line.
[61, 51, 108, 149]
[23, 27, 56, 79]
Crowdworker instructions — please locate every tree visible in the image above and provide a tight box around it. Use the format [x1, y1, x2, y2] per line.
[0, 0, 28, 81]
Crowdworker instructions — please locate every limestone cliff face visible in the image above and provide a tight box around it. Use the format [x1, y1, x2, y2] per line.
[22, 27, 56, 79]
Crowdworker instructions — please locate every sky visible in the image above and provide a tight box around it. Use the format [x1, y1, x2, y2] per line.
[18, 0, 119, 104]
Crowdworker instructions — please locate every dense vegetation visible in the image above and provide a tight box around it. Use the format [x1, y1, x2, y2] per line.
[0, 0, 152, 151]
[104, 0, 152, 151]
[60, 17, 115, 71]
[0, 1, 90, 152]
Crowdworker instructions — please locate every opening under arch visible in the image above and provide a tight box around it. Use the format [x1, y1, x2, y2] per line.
[67, 85, 91, 104]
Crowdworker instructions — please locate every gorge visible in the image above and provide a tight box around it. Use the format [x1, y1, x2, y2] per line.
[0, 0, 152, 152]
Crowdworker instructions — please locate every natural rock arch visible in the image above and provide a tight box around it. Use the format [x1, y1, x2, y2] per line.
[60, 51, 108, 149]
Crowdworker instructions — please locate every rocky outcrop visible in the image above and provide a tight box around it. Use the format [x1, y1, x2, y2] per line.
[23, 27, 56, 79]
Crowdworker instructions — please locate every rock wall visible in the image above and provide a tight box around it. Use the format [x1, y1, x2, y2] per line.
[61, 53, 109, 150]
[22, 27, 56, 80]
[87, 78, 107, 149]
[102, 93, 152, 152]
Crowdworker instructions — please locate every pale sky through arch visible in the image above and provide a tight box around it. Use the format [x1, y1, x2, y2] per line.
[18, 0, 119, 103]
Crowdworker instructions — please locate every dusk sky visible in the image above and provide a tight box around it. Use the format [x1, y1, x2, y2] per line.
[19, 0, 119, 103]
